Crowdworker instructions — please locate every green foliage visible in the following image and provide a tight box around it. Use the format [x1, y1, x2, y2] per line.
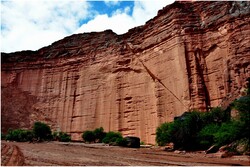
[115, 137, 128, 147]
[102, 131, 123, 144]
[81, 127, 129, 147]
[198, 124, 220, 149]
[214, 121, 241, 146]
[53, 132, 71, 142]
[200, 107, 230, 125]
[232, 96, 250, 140]
[6, 129, 34, 142]
[82, 130, 95, 143]
[4, 122, 51, 142]
[93, 127, 106, 142]
[33, 122, 52, 141]
[171, 111, 204, 150]
[59, 132, 71, 142]
[156, 122, 174, 146]
[156, 101, 248, 151]
[82, 127, 106, 143]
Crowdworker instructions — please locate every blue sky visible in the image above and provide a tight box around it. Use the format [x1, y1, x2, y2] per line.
[1, 0, 174, 53]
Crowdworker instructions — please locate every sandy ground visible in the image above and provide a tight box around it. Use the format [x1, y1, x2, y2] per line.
[1, 140, 250, 166]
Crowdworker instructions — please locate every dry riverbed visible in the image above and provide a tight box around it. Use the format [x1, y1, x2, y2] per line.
[1, 140, 250, 166]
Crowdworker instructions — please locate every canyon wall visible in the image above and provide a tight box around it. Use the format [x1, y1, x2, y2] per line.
[1, 1, 250, 144]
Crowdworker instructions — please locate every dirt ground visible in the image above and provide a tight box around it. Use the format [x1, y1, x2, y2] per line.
[1, 140, 250, 166]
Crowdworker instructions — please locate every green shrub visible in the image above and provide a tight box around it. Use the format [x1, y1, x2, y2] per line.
[82, 130, 95, 143]
[6, 129, 34, 142]
[156, 122, 174, 146]
[102, 131, 123, 144]
[201, 107, 230, 126]
[232, 96, 250, 140]
[58, 132, 71, 142]
[156, 95, 249, 151]
[172, 111, 203, 150]
[156, 109, 231, 150]
[214, 121, 240, 146]
[93, 127, 106, 142]
[198, 124, 220, 149]
[115, 137, 128, 146]
[81, 128, 128, 146]
[33, 122, 52, 141]
[53, 132, 71, 142]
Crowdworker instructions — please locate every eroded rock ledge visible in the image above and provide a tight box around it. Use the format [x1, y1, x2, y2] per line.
[1, 1, 250, 144]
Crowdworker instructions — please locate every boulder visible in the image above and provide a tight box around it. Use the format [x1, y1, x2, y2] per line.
[124, 136, 140, 148]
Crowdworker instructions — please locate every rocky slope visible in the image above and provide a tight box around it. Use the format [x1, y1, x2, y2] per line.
[1, 1, 250, 144]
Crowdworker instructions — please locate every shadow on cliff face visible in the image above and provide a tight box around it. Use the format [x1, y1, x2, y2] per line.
[1, 86, 38, 133]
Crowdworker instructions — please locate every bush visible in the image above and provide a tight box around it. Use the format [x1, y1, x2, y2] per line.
[82, 130, 95, 143]
[214, 121, 241, 146]
[172, 111, 204, 150]
[201, 107, 230, 126]
[198, 124, 220, 149]
[58, 132, 71, 142]
[53, 132, 71, 142]
[156, 122, 174, 146]
[6, 129, 34, 142]
[156, 108, 232, 150]
[82, 127, 107, 143]
[33, 122, 52, 141]
[116, 137, 128, 147]
[156, 94, 249, 151]
[232, 96, 250, 140]
[81, 128, 135, 147]
[102, 131, 123, 144]
[93, 127, 106, 142]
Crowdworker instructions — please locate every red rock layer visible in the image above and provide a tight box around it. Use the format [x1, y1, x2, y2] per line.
[1, 1, 250, 144]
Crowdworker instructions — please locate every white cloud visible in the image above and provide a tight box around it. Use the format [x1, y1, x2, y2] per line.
[1, 0, 175, 53]
[75, 0, 175, 35]
[1, 0, 90, 53]
[75, 6, 134, 34]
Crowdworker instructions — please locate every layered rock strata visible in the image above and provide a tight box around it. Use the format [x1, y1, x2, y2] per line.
[1, 1, 250, 144]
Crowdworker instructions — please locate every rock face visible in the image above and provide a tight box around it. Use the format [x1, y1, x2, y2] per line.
[1, 1, 250, 144]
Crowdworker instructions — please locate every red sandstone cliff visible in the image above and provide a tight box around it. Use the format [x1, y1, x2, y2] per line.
[1, 1, 250, 144]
